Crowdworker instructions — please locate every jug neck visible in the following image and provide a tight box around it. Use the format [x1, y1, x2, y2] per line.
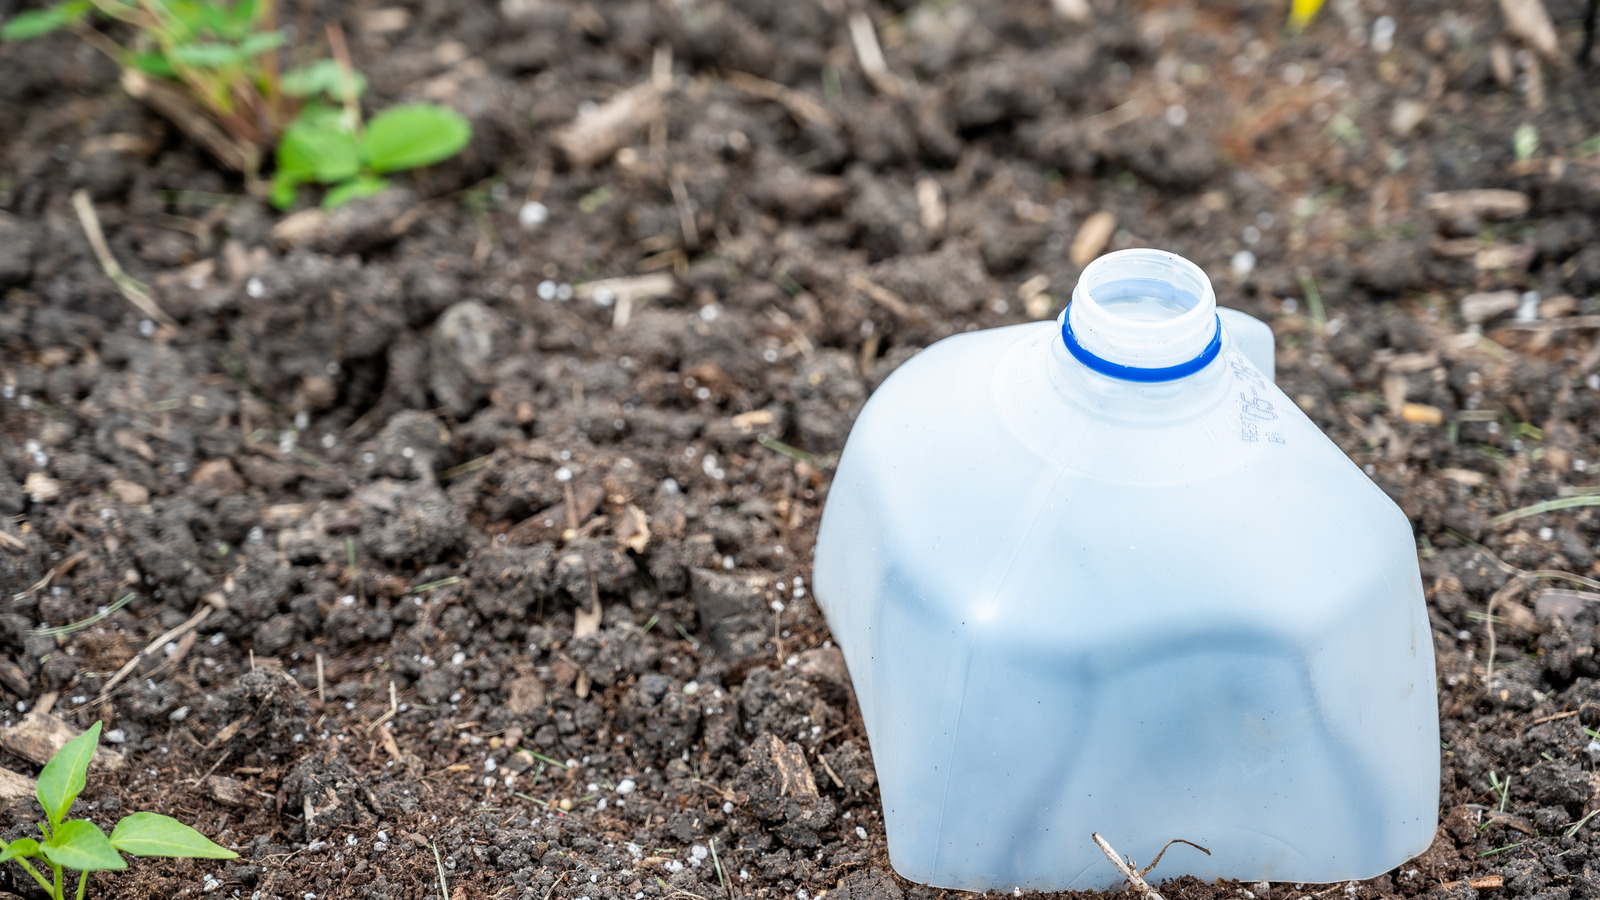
[1062, 249, 1220, 382]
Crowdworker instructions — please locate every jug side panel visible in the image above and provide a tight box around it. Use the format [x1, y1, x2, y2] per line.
[1064, 640, 1375, 887]
[869, 560, 984, 886]
[910, 628, 1373, 891]
[1304, 503, 1441, 863]
[814, 330, 996, 738]
[816, 325, 1051, 845]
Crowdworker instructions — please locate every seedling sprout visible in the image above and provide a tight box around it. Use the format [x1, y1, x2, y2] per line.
[0, 722, 237, 900]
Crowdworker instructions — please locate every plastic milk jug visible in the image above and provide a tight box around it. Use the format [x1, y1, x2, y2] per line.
[812, 249, 1439, 891]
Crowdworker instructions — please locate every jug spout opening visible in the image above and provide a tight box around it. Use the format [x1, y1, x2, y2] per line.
[1063, 249, 1220, 381]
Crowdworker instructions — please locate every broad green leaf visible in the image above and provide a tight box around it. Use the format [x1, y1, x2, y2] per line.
[277, 118, 361, 184]
[130, 50, 177, 78]
[361, 104, 471, 173]
[281, 60, 366, 100]
[110, 812, 237, 859]
[168, 41, 247, 68]
[2, 1, 91, 40]
[37, 721, 100, 827]
[0, 838, 40, 862]
[42, 820, 125, 872]
[323, 175, 390, 210]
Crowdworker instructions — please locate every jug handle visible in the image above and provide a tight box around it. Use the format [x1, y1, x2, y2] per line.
[1218, 308, 1275, 382]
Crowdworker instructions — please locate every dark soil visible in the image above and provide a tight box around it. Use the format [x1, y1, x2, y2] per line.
[4, 0, 1600, 899]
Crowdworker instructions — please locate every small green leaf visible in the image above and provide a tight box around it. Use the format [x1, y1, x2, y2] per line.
[2, 1, 91, 40]
[281, 60, 367, 100]
[578, 185, 613, 213]
[42, 820, 125, 872]
[0, 838, 40, 862]
[361, 104, 471, 174]
[110, 812, 237, 859]
[168, 41, 247, 68]
[323, 175, 391, 210]
[277, 117, 361, 184]
[231, 0, 261, 28]
[1514, 123, 1540, 162]
[235, 30, 284, 57]
[37, 721, 100, 827]
[129, 50, 178, 78]
[163, 0, 206, 41]
[0, 10, 65, 40]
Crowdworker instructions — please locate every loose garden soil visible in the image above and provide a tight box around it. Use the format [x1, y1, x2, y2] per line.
[4, 0, 1600, 899]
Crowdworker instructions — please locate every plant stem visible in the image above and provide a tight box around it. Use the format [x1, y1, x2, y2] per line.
[53, 862, 64, 900]
[74, 25, 131, 66]
[87, 0, 157, 28]
[11, 856, 56, 897]
[76, 870, 89, 900]
[324, 22, 362, 137]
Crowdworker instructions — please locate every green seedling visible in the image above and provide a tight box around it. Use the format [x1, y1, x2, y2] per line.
[1489, 770, 1512, 813]
[270, 82, 470, 210]
[1, 722, 236, 900]
[4, 0, 290, 161]
[3, 1, 470, 209]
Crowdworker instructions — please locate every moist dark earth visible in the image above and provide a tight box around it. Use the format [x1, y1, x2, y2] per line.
[3, 0, 1600, 897]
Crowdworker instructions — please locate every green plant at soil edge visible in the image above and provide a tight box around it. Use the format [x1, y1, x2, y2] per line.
[0, 722, 237, 900]
[3, 1, 291, 158]
[271, 100, 471, 210]
[2, 1, 471, 209]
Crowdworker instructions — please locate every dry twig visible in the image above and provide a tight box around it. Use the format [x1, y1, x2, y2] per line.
[553, 81, 667, 169]
[1485, 570, 1600, 684]
[847, 12, 905, 97]
[724, 71, 838, 129]
[848, 275, 922, 322]
[1092, 833, 1210, 900]
[98, 595, 225, 699]
[72, 189, 177, 328]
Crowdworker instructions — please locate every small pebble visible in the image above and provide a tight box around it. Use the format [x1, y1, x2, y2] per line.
[518, 201, 549, 230]
[1371, 16, 1396, 54]
[1231, 249, 1256, 279]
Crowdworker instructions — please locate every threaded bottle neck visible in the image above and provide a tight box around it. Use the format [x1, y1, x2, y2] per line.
[1063, 250, 1220, 381]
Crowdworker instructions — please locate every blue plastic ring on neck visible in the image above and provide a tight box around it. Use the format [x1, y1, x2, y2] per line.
[1060, 312, 1223, 383]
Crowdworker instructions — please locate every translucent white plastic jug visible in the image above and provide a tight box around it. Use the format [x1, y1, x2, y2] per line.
[813, 249, 1438, 892]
